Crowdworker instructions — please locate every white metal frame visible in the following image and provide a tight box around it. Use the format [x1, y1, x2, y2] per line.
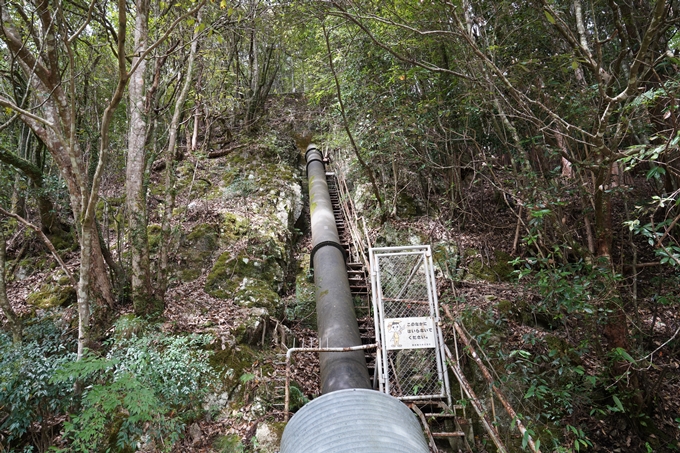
[369, 245, 451, 405]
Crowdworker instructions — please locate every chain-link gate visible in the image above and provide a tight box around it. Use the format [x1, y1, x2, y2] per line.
[369, 246, 451, 404]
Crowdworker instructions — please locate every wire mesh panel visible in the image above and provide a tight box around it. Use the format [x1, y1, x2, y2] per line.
[370, 246, 451, 403]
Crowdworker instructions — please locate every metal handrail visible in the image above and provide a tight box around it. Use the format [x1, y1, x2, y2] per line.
[284, 343, 380, 421]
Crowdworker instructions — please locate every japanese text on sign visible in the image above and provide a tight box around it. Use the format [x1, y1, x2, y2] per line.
[384, 317, 436, 350]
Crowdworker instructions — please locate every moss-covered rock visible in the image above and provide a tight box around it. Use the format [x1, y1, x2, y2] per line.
[205, 252, 281, 313]
[396, 192, 419, 217]
[147, 224, 162, 252]
[433, 242, 461, 280]
[213, 434, 245, 453]
[492, 250, 514, 280]
[375, 222, 427, 247]
[47, 229, 75, 251]
[14, 258, 36, 281]
[27, 280, 76, 309]
[459, 307, 506, 351]
[175, 223, 219, 282]
[210, 344, 256, 380]
[497, 298, 560, 330]
[221, 212, 249, 242]
[233, 308, 269, 346]
[353, 183, 375, 213]
[545, 334, 583, 364]
[254, 422, 286, 453]
[288, 255, 316, 329]
[466, 249, 515, 282]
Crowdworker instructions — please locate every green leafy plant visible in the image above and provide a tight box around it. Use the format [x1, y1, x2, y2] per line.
[504, 257, 628, 450]
[288, 384, 309, 412]
[52, 318, 216, 452]
[0, 318, 76, 453]
[213, 434, 245, 453]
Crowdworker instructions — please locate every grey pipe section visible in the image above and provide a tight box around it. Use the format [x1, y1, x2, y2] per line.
[280, 389, 429, 453]
[306, 144, 371, 393]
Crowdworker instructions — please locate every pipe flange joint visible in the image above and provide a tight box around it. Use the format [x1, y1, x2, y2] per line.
[306, 157, 325, 176]
[310, 240, 347, 270]
[305, 145, 320, 160]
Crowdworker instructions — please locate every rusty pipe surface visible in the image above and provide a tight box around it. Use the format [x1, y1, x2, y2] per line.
[306, 144, 371, 393]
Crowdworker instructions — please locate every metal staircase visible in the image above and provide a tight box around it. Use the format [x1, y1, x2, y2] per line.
[325, 172, 375, 379]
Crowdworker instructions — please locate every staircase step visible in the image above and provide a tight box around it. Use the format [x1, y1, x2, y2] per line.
[431, 432, 466, 438]
[424, 408, 466, 417]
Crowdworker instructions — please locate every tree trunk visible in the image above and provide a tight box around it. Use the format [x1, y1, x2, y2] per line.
[0, 144, 64, 236]
[159, 13, 202, 301]
[10, 172, 25, 217]
[0, 230, 22, 343]
[126, 0, 156, 316]
[593, 167, 613, 258]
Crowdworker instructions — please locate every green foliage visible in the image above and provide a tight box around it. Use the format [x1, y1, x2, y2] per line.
[507, 336, 598, 451]
[505, 257, 633, 449]
[213, 434, 245, 453]
[0, 318, 76, 452]
[288, 383, 310, 412]
[51, 318, 216, 452]
[513, 255, 619, 323]
[625, 193, 680, 267]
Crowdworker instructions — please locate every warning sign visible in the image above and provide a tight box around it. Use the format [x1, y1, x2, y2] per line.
[384, 317, 436, 350]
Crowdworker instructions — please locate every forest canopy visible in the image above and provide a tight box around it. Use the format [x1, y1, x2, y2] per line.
[1, 0, 679, 451]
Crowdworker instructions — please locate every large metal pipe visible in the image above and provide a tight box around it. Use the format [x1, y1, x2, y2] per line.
[280, 389, 430, 453]
[279, 144, 429, 452]
[306, 144, 371, 393]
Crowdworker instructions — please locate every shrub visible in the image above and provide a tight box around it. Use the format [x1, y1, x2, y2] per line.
[52, 317, 216, 452]
[0, 318, 76, 453]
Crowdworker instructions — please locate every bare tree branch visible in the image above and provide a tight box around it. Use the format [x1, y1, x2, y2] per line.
[0, 207, 76, 287]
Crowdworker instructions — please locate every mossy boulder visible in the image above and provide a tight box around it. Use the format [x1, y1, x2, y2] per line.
[210, 344, 257, 389]
[205, 252, 281, 313]
[492, 250, 514, 279]
[233, 308, 269, 345]
[433, 242, 461, 279]
[288, 255, 316, 329]
[497, 298, 560, 330]
[234, 280, 279, 313]
[27, 280, 76, 309]
[213, 434, 245, 452]
[396, 192, 420, 217]
[496, 299, 514, 317]
[353, 183, 376, 213]
[218, 148, 302, 234]
[175, 223, 219, 282]
[220, 212, 249, 242]
[459, 308, 506, 351]
[545, 334, 583, 364]
[47, 229, 75, 251]
[14, 258, 36, 281]
[375, 222, 427, 247]
[254, 422, 286, 453]
[466, 250, 514, 282]
[147, 224, 162, 252]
